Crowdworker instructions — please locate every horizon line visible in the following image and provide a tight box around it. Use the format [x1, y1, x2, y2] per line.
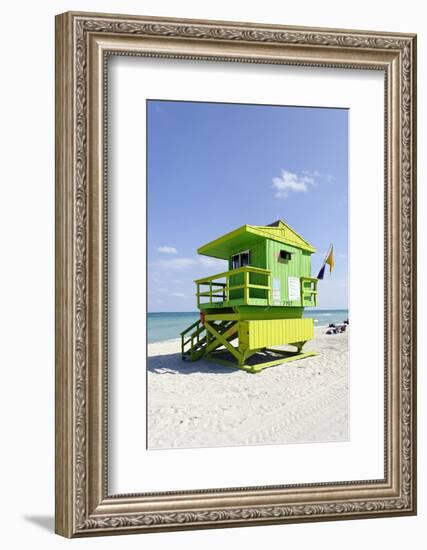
[147, 307, 349, 314]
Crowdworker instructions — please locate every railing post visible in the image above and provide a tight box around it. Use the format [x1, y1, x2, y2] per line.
[196, 283, 200, 308]
[268, 272, 272, 305]
[206, 327, 211, 358]
[244, 269, 249, 304]
[209, 282, 212, 305]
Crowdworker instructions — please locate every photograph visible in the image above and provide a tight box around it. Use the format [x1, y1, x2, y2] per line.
[147, 99, 349, 450]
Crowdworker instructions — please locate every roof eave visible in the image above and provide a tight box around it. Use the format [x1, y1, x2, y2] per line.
[197, 225, 249, 258]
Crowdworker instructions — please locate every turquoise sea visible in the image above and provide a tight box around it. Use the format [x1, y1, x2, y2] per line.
[147, 309, 349, 344]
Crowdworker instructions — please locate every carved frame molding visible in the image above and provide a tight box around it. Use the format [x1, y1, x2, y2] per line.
[55, 11, 416, 537]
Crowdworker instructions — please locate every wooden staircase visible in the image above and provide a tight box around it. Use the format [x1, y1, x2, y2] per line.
[181, 319, 237, 362]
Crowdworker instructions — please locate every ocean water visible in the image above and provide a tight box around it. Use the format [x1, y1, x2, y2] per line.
[147, 309, 349, 344]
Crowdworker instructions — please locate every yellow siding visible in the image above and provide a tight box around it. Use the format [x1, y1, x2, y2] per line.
[240, 318, 314, 349]
[238, 321, 249, 348]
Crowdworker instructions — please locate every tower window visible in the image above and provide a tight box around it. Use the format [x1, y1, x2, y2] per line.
[231, 250, 251, 269]
[280, 250, 292, 261]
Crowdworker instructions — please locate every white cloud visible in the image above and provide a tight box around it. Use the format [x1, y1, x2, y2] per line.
[157, 246, 177, 254]
[272, 170, 316, 199]
[152, 258, 196, 270]
[171, 292, 185, 297]
[152, 256, 226, 271]
[302, 170, 335, 183]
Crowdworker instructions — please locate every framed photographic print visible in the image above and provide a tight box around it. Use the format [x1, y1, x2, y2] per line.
[55, 11, 417, 537]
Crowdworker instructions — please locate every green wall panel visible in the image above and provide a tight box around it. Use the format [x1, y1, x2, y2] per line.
[266, 240, 312, 306]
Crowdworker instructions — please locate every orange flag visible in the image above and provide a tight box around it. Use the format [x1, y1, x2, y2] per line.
[325, 245, 335, 273]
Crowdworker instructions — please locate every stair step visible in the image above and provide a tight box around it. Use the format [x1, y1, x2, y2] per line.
[181, 319, 237, 362]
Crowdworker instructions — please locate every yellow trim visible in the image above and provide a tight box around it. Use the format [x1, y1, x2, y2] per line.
[197, 220, 316, 258]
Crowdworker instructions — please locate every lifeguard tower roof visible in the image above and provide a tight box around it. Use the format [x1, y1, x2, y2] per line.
[197, 219, 316, 260]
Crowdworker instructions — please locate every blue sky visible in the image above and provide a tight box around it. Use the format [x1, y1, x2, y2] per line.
[147, 100, 348, 312]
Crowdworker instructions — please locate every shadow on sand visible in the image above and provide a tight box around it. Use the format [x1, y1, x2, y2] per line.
[147, 349, 305, 375]
[147, 352, 239, 375]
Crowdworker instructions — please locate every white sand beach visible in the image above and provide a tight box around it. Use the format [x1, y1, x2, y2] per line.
[147, 327, 349, 450]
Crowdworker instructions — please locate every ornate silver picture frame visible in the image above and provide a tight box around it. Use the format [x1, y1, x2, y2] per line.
[55, 11, 417, 537]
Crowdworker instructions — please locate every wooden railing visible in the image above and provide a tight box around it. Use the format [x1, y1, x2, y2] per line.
[180, 319, 205, 360]
[300, 277, 318, 307]
[195, 266, 271, 308]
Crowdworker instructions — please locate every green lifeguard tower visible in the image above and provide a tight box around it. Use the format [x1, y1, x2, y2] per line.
[181, 220, 319, 373]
